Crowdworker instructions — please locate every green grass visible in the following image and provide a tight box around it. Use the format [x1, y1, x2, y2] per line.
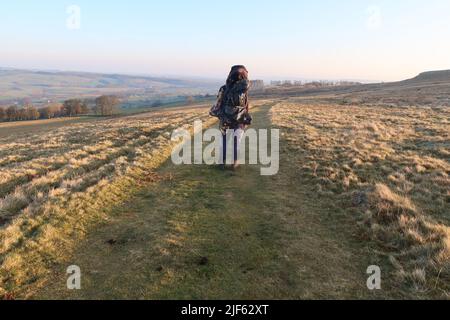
[35, 104, 391, 300]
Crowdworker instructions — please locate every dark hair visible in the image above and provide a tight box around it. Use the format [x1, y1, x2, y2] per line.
[226, 65, 249, 86]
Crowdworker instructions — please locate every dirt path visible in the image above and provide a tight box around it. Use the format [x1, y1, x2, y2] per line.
[38, 104, 385, 299]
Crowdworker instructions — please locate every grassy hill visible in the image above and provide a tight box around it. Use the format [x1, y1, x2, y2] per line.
[406, 70, 450, 83]
[257, 70, 450, 107]
[0, 71, 448, 300]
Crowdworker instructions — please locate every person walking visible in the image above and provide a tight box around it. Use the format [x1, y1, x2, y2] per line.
[210, 65, 252, 169]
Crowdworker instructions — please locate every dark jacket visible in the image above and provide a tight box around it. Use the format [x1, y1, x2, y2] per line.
[210, 79, 251, 132]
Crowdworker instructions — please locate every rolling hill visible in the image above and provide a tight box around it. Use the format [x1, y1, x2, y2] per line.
[0, 68, 448, 299]
[406, 70, 450, 83]
[0, 68, 220, 106]
[258, 69, 450, 107]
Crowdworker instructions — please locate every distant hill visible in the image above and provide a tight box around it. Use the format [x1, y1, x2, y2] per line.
[405, 70, 450, 83]
[255, 69, 450, 107]
[0, 68, 220, 106]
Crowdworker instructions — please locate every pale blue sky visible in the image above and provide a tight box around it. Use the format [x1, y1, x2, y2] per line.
[1, 0, 449, 81]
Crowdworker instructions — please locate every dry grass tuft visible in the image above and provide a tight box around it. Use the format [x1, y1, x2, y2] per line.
[272, 102, 449, 297]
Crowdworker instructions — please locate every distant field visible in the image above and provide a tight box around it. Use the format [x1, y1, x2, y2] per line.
[260, 70, 450, 108]
[0, 68, 219, 106]
[0, 117, 98, 138]
[0, 100, 214, 138]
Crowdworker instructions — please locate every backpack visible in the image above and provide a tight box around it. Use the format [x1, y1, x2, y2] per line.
[210, 80, 252, 125]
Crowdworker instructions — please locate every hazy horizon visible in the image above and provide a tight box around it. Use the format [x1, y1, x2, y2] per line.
[0, 65, 385, 84]
[2, 0, 450, 82]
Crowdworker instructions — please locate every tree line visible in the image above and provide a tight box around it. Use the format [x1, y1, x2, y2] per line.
[0, 95, 120, 122]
